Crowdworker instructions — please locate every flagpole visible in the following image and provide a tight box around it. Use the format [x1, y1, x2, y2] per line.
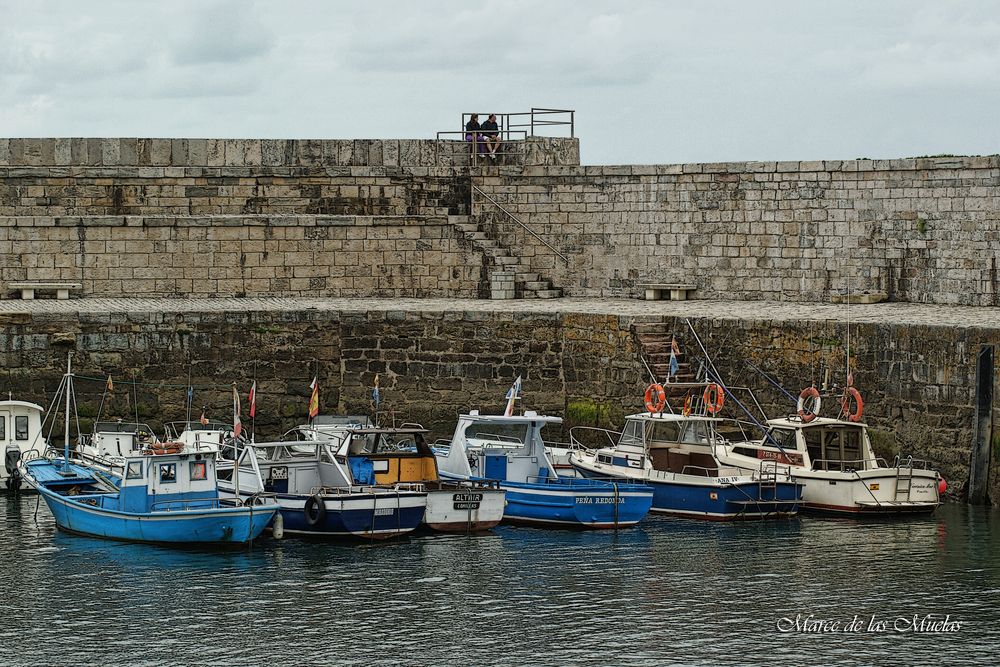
[251, 362, 257, 443]
[95, 375, 110, 424]
[185, 359, 193, 427]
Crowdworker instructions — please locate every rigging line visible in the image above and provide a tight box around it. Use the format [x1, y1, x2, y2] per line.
[743, 359, 798, 405]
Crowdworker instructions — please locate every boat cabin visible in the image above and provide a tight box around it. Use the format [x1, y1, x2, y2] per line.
[730, 417, 879, 471]
[335, 426, 438, 486]
[82, 421, 158, 458]
[32, 451, 222, 513]
[1, 400, 45, 482]
[164, 421, 232, 454]
[602, 413, 726, 477]
[231, 439, 355, 496]
[437, 411, 563, 483]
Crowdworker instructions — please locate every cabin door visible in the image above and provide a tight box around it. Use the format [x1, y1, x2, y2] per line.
[484, 454, 507, 481]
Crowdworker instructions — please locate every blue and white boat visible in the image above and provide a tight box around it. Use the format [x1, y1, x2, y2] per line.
[436, 411, 653, 528]
[17, 355, 279, 545]
[568, 410, 802, 520]
[217, 436, 428, 540]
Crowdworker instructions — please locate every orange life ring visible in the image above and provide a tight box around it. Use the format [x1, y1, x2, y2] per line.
[702, 383, 725, 414]
[797, 386, 821, 422]
[840, 386, 864, 422]
[146, 441, 184, 456]
[644, 383, 667, 413]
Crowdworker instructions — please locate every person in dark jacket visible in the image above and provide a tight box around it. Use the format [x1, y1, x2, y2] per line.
[481, 114, 501, 159]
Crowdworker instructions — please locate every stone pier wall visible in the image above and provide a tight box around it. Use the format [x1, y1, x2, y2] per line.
[0, 215, 485, 298]
[1, 304, 996, 500]
[474, 158, 1000, 305]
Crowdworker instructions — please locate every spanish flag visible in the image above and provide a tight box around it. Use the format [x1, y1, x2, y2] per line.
[106, 375, 114, 394]
[308, 377, 320, 419]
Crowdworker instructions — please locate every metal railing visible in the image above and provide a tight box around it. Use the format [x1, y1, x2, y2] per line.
[439, 108, 575, 140]
[472, 184, 569, 265]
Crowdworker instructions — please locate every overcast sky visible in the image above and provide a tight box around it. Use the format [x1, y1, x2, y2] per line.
[2, 1, 998, 164]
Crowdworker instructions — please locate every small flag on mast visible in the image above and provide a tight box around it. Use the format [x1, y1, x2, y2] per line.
[200, 407, 208, 426]
[669, 338, 680, 380]
[504, 375, 522, 417]
[248, 380, 257, 419]
[106, 375, 114, 394]
[232, 384, 243, 439]
[308, 376, 320, 419]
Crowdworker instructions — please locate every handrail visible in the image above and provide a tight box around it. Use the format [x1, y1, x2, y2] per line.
[472, 184, 569, 265]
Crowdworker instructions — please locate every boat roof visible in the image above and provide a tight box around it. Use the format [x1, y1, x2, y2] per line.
[766, 416, 869, 429]
[246, 439, 339, 449]
[625, 412, 723, 423]
[0, 400, 44, 412]
[460, 411, 562, 424]
[341, 427, 428, 436]
[166, 420, 232, 431]
[313, 415, 372, 426]
[94, 421, 155, 433]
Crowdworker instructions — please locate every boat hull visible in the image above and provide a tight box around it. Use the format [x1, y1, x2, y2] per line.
[571, 457, 800, 521]
[34, 486, 276, 544]
[795, 469, 940, 516]
[423, 488, 505, 532]
[443, 472, 653, 528]
[225, 488, 427, 540]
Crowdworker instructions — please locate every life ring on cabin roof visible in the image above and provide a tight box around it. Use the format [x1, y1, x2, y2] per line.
[840, 386, 864, 422]
[644, 383, 667, 413]
[146, 441, 184, 456]
[797, 386, 821, 423]
[702, 383, 725, 414]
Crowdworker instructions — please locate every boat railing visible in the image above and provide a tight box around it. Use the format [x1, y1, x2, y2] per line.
[892, 454, 934, 470]
[812, 457, 893, 472]
[150, 497, 227, 512]
[470, 433, 525, 450]
[432, 439, 453, 455]
[568, 426, 620, 451]
[524, 474, 647, 487]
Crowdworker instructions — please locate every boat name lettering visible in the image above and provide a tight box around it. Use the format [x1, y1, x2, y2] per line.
[575, 496, 625, 504]
[454, 502, 481, 510]
[373, 508, 394, 516]
[453, 493, 484, 502]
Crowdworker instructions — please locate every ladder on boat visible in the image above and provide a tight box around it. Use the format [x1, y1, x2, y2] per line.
[895, 465, 913, 501]
[758, 463, 777, 501]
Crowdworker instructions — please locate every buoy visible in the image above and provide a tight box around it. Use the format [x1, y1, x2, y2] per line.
[271, 512, 285, 540]
[797, 386, 821, 423]
[938, 477, 947, 496]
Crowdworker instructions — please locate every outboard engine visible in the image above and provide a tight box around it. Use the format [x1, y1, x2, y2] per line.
[4, 445, 22, 492]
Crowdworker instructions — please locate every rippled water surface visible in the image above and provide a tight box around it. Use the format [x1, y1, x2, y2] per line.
[2, 499, 998, 666]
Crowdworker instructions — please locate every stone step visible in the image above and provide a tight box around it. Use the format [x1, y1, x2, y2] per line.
[534, 289, 562, 299]
[515, 272, 540, 283]
[495, 256, 520, 266]
[524, 280, 552, 291]
[454, 223, 479, 233]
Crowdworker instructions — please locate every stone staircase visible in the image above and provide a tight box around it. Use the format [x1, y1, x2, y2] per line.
[633, 321, 698, 390]
[449, 215, 562, 299]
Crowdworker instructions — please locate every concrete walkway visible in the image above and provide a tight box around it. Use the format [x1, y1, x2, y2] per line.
[1, 296, 998, 329]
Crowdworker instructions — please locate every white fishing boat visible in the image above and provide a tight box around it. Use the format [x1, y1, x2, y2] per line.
[1, 399, 45, 491]
[716, 413, 943, 515]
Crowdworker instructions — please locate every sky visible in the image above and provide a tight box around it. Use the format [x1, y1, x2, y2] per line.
[2, 0, 999, 165]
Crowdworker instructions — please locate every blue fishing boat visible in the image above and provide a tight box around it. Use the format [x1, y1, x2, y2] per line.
[218, 437, 428, 540]
[17, 355, 279, 545]
[436, 411, 653, 528]
[569, 398, 802, 520]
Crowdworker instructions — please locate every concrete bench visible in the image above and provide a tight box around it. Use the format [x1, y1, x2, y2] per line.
[8, 281, 83, 300]
[639, 283, 696, 301]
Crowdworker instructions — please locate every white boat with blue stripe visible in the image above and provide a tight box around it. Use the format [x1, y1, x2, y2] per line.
[569, 411, 802, 521]
[436, 411, 653, 529]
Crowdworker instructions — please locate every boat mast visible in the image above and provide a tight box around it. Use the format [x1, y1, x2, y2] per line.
[62, 352, 72, 471]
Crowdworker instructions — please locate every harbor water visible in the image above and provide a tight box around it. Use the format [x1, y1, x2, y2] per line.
[2, 499, 997, 666]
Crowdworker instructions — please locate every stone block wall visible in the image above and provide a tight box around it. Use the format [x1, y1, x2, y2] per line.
[0, 137, 580, 168]
[0, 215, 486, 298]
[1, 306, 996, 499]
[474, 157, 1000, 305]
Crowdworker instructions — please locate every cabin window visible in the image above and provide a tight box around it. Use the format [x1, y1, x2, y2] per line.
[465, 423, 529, 447]
[126, 461, 144, 479]
[15, 416, 28, 440]
[649, 421, 680, 444]
[0, 417, 5, 440]
[767, 428, 798, 451]
[620, 420, 644, 448]
[842, 427, 863, 464]
[190, 461, 207, 481]
[679, 421, 710, 445]
[598, 454, 612, 464]
[159, 463, 176, 483]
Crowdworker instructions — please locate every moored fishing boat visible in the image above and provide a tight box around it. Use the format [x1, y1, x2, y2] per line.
[317, 423, 505, 533]
[436, 410, 653, 528]
[19, 356, 278, 545]
[1, 399, 45, 492]
[218, 437, 428, 540]
[715, 387, 943, 515]
[568, 387, 802, 521]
